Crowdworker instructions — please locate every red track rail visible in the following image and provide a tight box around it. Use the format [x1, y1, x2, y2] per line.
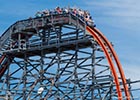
[0, 55, 5, 63]
[86, 26, 130, 100]
[0, 55, 13, 79]
[93, 27, 130, 100]
[86, 26, 122, 99]
[0, 55, 6, 78]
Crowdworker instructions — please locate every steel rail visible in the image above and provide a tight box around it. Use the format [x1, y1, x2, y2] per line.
[86, 26, 122, 99]
[0, 55, 6, 78]
[92, 27, 130, 100]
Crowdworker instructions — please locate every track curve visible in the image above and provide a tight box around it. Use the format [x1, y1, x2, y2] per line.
[86, 26, 130, 100]
[86, 26, 122, 99]
[91, 27, 130, 99]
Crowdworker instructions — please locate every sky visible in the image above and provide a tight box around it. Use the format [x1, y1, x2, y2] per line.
[0, 0, 140, 97]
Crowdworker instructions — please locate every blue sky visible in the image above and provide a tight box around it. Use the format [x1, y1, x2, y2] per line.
[0, 0, 140, 95]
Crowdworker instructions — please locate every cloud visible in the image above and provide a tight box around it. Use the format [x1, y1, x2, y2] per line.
[123, 64, 140, 90]
[85, 0, 140, 31]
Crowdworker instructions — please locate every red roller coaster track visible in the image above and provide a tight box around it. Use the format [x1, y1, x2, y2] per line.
[86, 26, 130, 100]
[0, 55, 6, 78]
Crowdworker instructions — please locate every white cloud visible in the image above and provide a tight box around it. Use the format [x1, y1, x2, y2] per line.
[85, 0, 140, 29]
[123, 64, 140, 89]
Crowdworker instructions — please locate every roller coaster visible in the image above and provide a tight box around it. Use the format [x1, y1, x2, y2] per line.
[0, 7, 139, 100]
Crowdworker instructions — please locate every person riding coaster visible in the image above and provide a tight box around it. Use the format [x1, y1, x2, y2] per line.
[35, 7, 95, 27]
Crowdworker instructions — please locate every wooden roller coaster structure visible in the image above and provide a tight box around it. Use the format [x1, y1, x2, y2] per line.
[0, 10, 136, 99]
